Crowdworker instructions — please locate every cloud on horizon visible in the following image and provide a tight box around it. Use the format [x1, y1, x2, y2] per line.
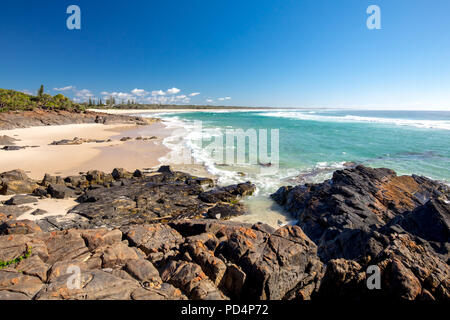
[50, 85, 231, 105]
[53, 86, 74, 91]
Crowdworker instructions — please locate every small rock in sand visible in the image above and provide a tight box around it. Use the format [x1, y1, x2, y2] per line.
[4, 195, 38, 206]
[31, 209, 48, 216]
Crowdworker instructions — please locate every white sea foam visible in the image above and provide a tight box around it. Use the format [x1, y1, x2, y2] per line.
[156, 115, 307, 195]
[257, 111, 450, 130]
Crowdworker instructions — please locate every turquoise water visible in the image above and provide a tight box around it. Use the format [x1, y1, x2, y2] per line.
[153, 109, 450, 195]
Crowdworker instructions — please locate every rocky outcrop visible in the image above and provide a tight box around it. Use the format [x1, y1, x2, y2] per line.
[0, 219, 322, 300]
[49, 137, 111, 145]
[272, 165, 450, 300]
[0, 109, 158, 130]
[0, 167, 255, 231]
[1, 164, 448, 301]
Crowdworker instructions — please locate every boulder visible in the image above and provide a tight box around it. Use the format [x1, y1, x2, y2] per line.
[112, 168, 132, 180]
[0, 220, 42, 235]
[35, 269, 140, 300]
[125, 259, 161, 283]
[0, 170, 39, 195]
[47, 184, 75, 199]
[4, 195, 38, 205]
[0, 270, 44, 299]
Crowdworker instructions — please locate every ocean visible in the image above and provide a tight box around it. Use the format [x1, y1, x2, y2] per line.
[141, 109, 450, 226]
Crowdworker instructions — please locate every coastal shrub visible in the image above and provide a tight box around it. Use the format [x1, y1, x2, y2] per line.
[0, 88, 84, 112]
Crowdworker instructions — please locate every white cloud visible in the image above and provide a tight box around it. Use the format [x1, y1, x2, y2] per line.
[131, 88, 148, 96]
[206, 99, 214, 103]
[74, 89, 94, 102]
[166, 87, 181, 95]
[152, 90, 166, 96]
[64, 86, 201, 105]
[102, 91, 135, 103]
[218, 96, 231, 101]
[54, 86, 74, 91]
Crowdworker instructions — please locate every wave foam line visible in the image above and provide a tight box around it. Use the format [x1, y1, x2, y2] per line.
[258, 111, 450, 130]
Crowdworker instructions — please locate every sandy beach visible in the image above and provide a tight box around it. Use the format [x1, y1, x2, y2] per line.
[0, 115, 222, 227]
[0, 122, 173, 179]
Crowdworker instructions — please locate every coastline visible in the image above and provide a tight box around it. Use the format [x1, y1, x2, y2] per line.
[87, 108, 284, 114]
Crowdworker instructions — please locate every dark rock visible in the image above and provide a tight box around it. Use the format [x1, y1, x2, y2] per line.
[68, 169, 244, 228]
[271, 165, 450, 262]
[157, 165, 173, 174]
[4, 195, 38, 206]
[50, 137, 107, 145]
[32, 187, 48, 198]
[271, 165, 450, 300]
[47, 184, 75, 199]
[42, 173, 65, 186]
[112, 168, 132, 180]
[199, 182, 255, 204]
[206, 203, 246, 219]
[133, 169, 143, 178]
[31, 209, 47, 216]
[384, 198, 449, 244]
[2, 145, 25, 151]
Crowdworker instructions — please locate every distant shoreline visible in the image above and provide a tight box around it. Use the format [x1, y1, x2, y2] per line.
[88, 107, 291, 114]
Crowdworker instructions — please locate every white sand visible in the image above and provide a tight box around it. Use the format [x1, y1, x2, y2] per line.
[0, 195, 78, 222]
[0, 122, 171, 179]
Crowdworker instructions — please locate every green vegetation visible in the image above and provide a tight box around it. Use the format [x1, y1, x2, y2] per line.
[0, 86, 267, 112]
[0, 246, 32, 269]
[0, 86, 85, 112]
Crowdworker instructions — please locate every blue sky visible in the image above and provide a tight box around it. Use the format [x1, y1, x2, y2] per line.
[1, 0, 449, 109]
